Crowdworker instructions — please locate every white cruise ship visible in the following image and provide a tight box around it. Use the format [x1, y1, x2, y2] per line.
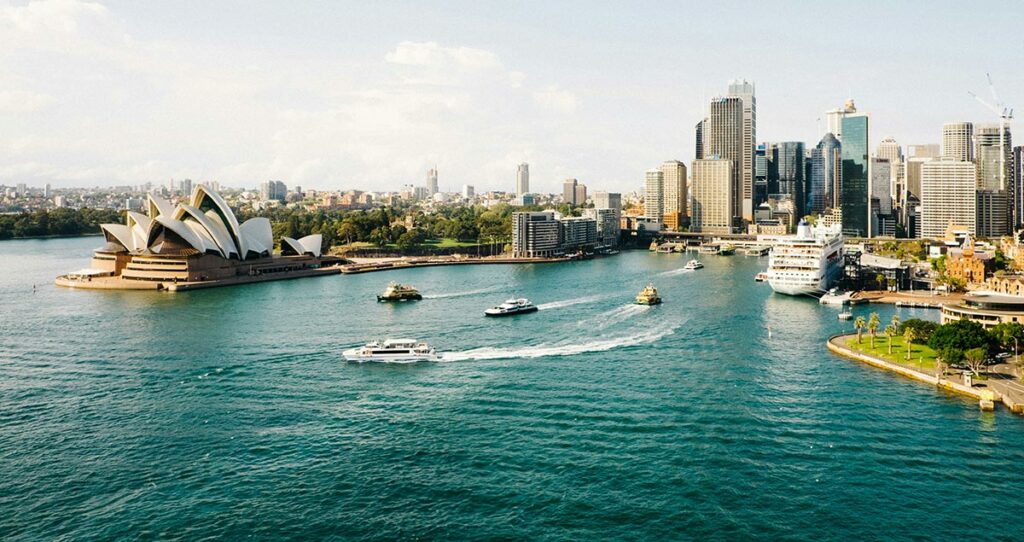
[763, 220, 844, 296]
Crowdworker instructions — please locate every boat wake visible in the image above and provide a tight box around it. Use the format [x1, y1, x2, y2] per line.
[537, 294, 607, 310]
[657, 267, 695, 277]
[601, 303, 651, 320]
[423, 286, 502, 299]
[441, 323, 679, 362]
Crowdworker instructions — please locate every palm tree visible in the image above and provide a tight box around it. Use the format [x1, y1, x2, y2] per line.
[885, 324, 897, 355]
[854, 316, 866, 344]
[890, 314, 900, 333]
[904, 327, 917, 361]
[867, 313, 880, 348]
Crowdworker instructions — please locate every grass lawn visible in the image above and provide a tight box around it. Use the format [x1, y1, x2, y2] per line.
[423, 238, 481, 248]
[842, 334, 939, 370]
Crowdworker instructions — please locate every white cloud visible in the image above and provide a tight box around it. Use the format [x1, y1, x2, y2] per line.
[0, 2, 598, 192]
[0, 90, 54, 112]
[532, 85, 578, 113]
[385, 41, 502, 70]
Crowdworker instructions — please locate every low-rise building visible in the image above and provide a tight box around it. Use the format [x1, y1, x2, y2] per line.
[945, 236, 994, 286]
[941, 292, 1024, 328]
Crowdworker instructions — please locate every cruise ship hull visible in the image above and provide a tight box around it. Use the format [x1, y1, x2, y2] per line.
[763, 221, 844, 298]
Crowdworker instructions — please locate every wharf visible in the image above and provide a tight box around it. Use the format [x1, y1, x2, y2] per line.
[340, 254, 578, 274]
[827, 334, 1024, 416]
[851, 290, 963, 308]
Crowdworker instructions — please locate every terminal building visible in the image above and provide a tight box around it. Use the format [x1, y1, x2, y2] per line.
[56, 187, 339, 290]
[941, 292, 1024, 328]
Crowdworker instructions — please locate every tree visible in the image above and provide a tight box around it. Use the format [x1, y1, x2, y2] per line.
[904, 327, 917, 361]
[890, 314, 901, 334]
[867, 313, 880, 347]
[885, 324, 898, 354]
[854, 316, 866, 344]
[965, 347, 987, 376]
[395, 229, 426, 251]
[927, 319, 993, 354]
[898, 319, 938, 343]
[989, 322, 1024, 354]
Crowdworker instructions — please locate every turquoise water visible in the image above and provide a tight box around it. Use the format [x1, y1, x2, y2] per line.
[2, 237, 1023, 540]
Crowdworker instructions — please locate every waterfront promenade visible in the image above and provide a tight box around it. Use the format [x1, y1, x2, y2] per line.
[340, 253, 584, 274]
[828, 333, 1024, 415]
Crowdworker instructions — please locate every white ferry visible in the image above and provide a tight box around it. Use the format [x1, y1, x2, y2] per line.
[763, 220, 844, 296]
[484, 298, 538, 317]
[343, 339, 439, 363]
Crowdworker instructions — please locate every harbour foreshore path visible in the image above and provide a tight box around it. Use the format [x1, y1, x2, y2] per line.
[827, 333, 1024, 416]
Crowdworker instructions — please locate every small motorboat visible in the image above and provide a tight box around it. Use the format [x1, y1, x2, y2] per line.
[838, 310, 853, 321]
[754, 272, 768, 282]
[684, 259, 704, 270]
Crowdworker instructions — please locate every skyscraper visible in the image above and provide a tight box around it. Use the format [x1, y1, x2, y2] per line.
[695, 118, 707, 160]
[727, 79, 756, 220]
[427, 167, 438, 195]
[707, 96, 744, 226]
[593, 191, 622, 241]
[872, 158, 895, 236]
[840, 113, 870, 237]
[754, 143, 769, 207]
[942, 122, 974, 161]
[644, 169, 664, 221]
[920, 159, 977, 238]
[562, 178, 578, 205]
[776, 142, 805, 217]
[1014, 146, 1024, 228]
[876, 137, 904, 217]
[809, 133, 841, 215]
[975, 124, 1013, 236]
[516, 163, 530, 195]
[660, 160, 687, 231]
[690, 159, 734, 234]
[825, 99, 857, 139]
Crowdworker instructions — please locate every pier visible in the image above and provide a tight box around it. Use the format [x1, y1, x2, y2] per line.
[340, 254, 582, 274]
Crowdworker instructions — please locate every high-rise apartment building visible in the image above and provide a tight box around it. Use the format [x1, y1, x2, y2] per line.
[707, 96, 744, 225]
[644, 169, 664, 221]
[660, 160, 688, 230]
[427, 167, 438, 195]
[562, 178, 578, 205]
[942, 122, 974, 162]
[690, 159, 734, 234]
[920, 159, 977, 238]
[593, 191, 621, 212]
[516, 163, 530, 195]
[574, 184, 588, 206]
[591, 192, 622, 246]
[512, 212, 561, 257]
[260, 180, 287, 202]
[809, 133, 841, 215]
[840, 113, 871, 237]
[727, 79, 756, 221]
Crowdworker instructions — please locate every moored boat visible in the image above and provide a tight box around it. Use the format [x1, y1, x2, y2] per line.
[485, 298, 538, 317]
[343, 339, 439, 362]
[634, 283, 662, 305]
[718, 244, 736, 256]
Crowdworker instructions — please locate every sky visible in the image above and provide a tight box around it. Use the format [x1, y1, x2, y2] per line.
[1, 0, 1023, 194]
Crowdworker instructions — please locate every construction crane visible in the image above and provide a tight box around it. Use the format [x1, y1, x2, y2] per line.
[968, 73, 1014, 194]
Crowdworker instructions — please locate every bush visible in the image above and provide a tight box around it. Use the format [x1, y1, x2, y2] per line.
[928, 319, 994, 354]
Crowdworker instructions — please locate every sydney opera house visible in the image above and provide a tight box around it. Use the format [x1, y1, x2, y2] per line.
[56, 186, 341, 291]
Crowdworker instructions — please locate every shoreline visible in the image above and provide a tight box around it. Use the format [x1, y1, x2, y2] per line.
[827, 333, 1023, 415]
[850, 290, 964, 308]
[339, 253, 611, 274]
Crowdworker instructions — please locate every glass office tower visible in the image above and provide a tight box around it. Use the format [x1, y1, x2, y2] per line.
[840, 114, 870, 236]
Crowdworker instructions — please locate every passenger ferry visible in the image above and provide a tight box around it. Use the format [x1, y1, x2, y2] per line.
[343, 339, 439, 362]
[377, 281, 422, 302]
[763, 220, 844, 296]
[484, 298, 538, 317]
[634, 283, 662, 305]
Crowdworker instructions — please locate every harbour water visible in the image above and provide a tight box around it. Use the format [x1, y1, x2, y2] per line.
[2, 237, 1024, 540]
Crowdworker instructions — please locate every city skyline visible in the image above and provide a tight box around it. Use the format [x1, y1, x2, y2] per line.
[1, 1, 1022, 193]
